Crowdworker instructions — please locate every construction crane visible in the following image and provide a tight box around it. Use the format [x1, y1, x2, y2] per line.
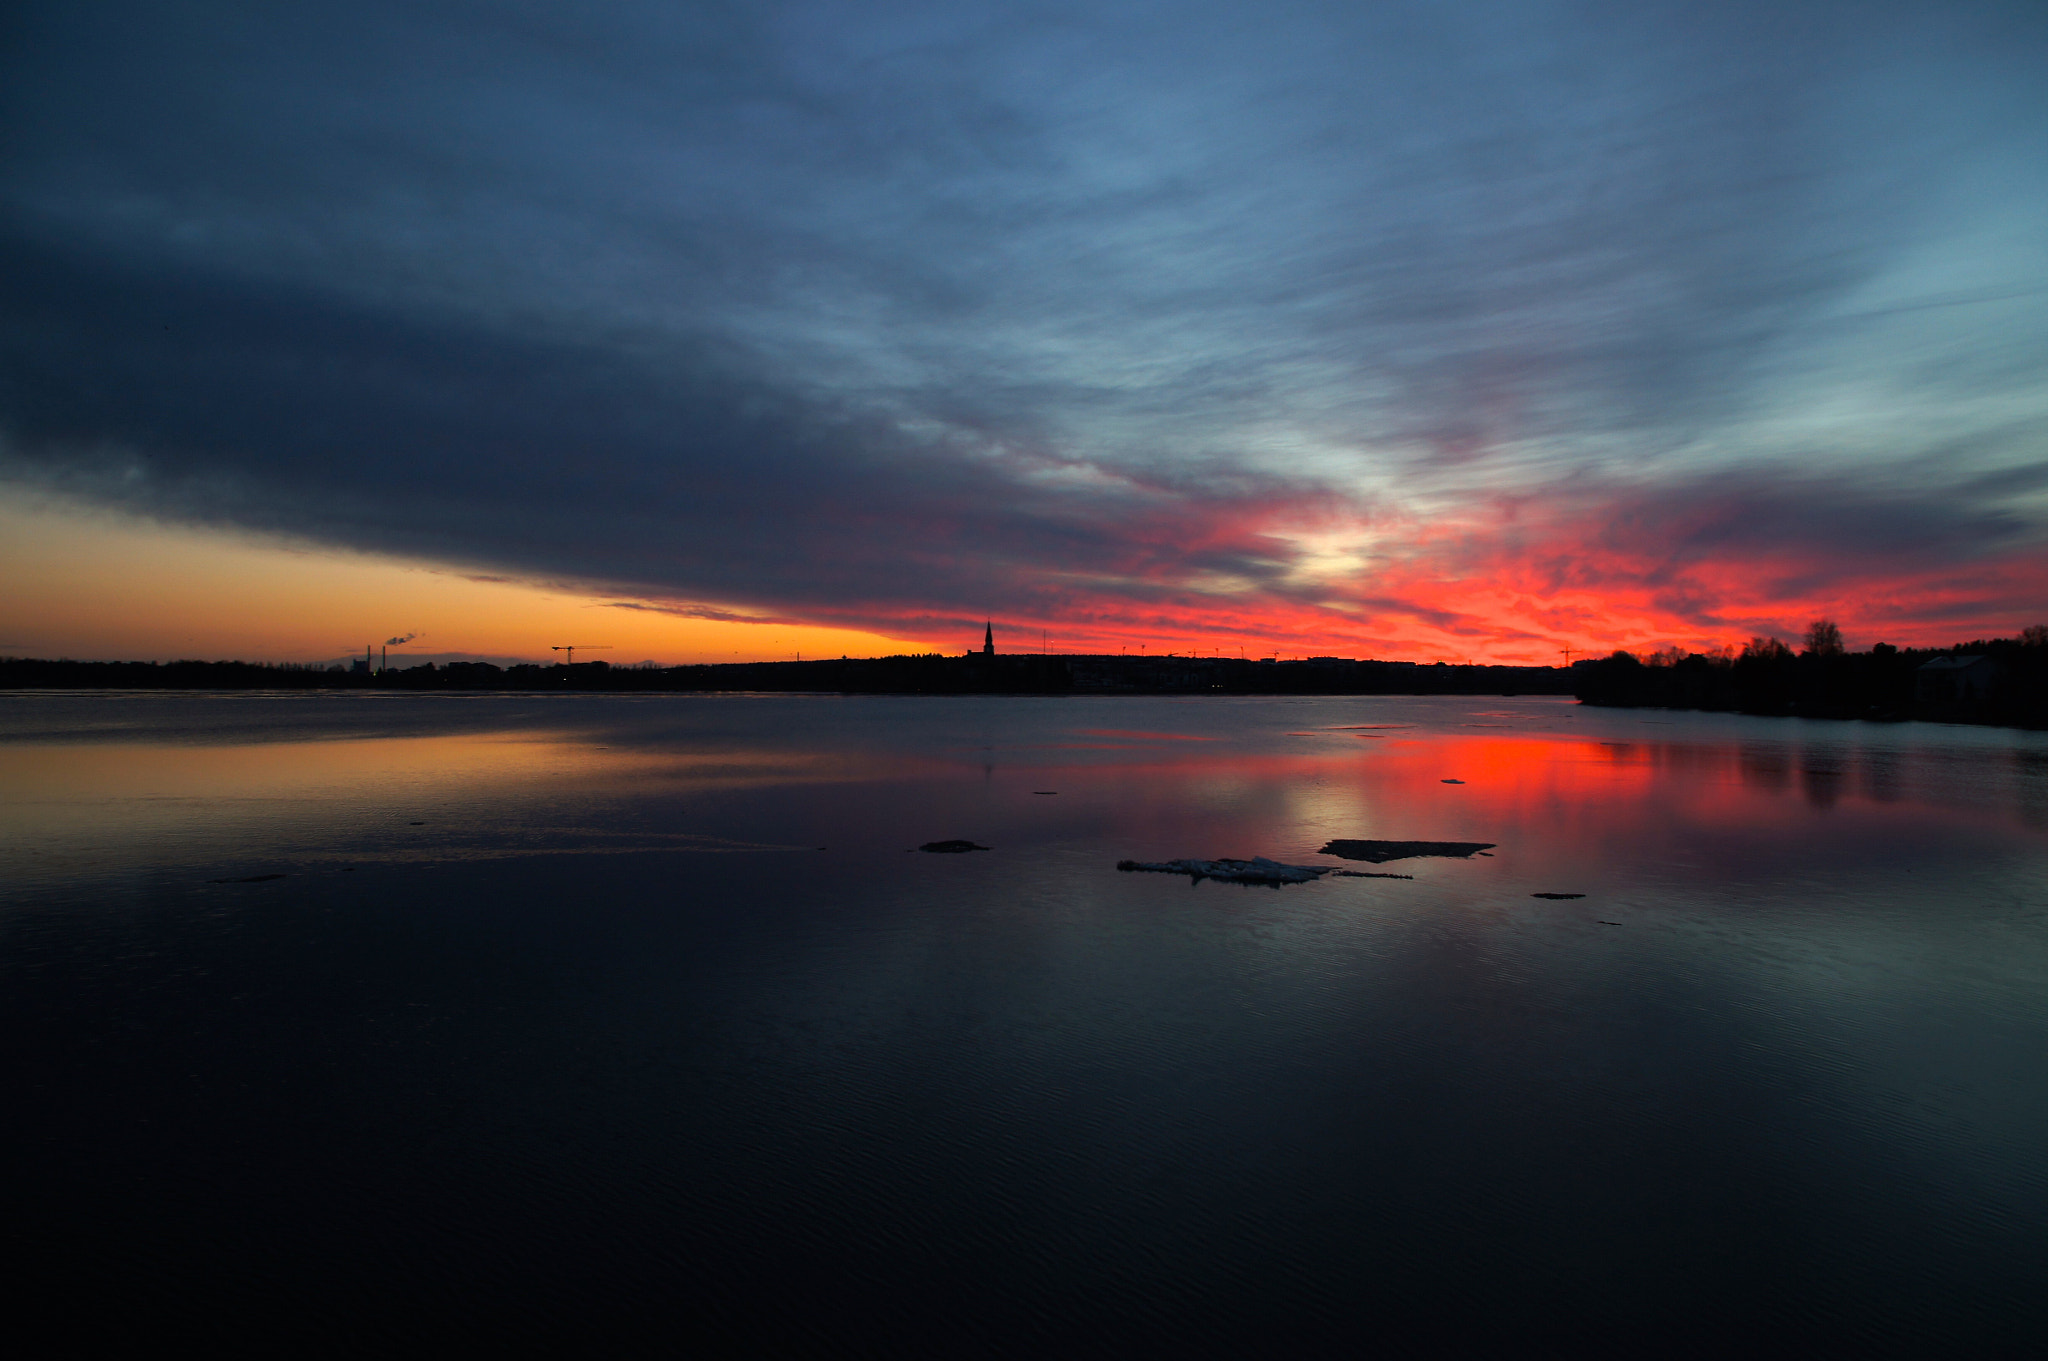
[550, 645, 612, 666]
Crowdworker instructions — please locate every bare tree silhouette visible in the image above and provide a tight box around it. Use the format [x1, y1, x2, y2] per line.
[1803, 619, 1845, 656]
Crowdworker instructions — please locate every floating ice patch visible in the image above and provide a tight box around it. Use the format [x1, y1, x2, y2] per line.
[1319, 840, 1496, 863]
[1118, 857, 1331, 886]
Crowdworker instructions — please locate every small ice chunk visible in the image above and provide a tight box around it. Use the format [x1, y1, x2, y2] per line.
[1117, 856, 1332, 885]
[1319, 840, 1496, 863]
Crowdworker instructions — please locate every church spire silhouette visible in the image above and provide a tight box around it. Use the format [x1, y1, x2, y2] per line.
[983, 621, 994, 656]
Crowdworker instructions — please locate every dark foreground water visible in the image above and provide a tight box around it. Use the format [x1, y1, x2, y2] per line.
[4, 692, 2046, 1354]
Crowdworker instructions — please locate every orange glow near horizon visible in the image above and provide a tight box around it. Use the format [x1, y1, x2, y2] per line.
[0, 497, 930, 665]
[5, 491, 2043, 667]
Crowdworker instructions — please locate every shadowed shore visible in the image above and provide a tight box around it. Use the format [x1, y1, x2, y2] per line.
[0, 653, 1576, 697]
[1571, 633, 2048, 731]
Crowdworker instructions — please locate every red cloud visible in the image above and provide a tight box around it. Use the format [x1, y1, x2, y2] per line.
[672, 470, 2048, 662]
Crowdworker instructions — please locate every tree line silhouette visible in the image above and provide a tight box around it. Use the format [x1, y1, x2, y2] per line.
[0, 652, 1579, 697]
[1573, 622, 2048, 728]
[9, 626, 2042, 725]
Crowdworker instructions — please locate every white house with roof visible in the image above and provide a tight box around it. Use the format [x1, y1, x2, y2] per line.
[1915, 654, 1998, 703]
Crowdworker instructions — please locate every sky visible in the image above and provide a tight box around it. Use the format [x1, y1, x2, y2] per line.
[3, 0, 2045, 665]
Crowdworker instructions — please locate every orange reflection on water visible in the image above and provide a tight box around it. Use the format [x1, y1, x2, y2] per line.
[7, 704, 2037, 904]
[0, 731, 914, 886]
[1064, 727, 2005, 889]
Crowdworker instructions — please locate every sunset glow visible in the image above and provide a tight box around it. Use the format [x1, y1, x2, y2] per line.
[0, 497, 926, 665]
[4, 2, 2045, 661]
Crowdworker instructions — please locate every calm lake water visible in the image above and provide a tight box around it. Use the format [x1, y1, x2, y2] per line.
[4, 691, 2046, 1353]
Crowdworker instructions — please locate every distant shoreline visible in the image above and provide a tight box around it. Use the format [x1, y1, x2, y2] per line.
[13, 640, 2040, 727]
[1572, 637, 2048, 732]
[0, 653, 1577, 698]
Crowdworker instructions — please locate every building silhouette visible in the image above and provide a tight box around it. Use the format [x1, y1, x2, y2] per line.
[1916, 653, 1997, 703]
[983, 621, 994, 656]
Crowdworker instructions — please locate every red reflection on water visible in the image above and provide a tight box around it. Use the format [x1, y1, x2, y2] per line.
[1032, 729, 2011, 890]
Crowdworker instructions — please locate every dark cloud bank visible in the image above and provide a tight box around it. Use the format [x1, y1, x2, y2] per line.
[3, 0, 2045, 645]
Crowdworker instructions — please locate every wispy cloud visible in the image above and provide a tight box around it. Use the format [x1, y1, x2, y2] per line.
[2, 0, 2044, 656]
[604, 602, 809, 627]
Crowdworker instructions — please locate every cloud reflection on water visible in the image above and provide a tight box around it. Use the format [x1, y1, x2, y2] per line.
[2, 693, 2046, 1351]
[4, 695, 2042, 908]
